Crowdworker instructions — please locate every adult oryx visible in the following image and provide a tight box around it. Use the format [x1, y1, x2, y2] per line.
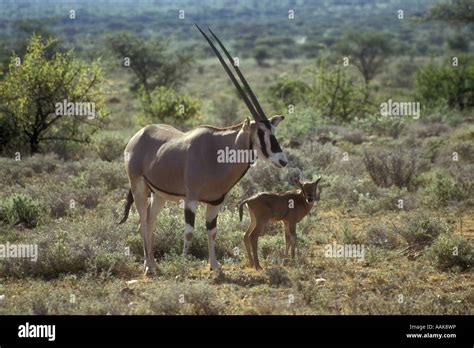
[119, 25, 288, 275]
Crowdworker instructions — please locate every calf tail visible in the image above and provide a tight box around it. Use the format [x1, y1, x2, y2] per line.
[118, 189, 134, 224]
[239, 199, 249, 221]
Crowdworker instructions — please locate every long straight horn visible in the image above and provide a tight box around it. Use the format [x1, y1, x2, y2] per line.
[208, 27, 268, 121]
[195, 23, 262, 121]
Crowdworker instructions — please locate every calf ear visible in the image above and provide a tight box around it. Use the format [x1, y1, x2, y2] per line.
[242, 117, 251, 132]
[313, 176, 322, 186]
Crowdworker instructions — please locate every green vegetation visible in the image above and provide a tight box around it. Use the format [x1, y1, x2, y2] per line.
[0, 0, 472, 315]
[0, 35, 106, 155]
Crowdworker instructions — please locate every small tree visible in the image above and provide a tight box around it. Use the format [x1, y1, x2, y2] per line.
[424, 0, 474, 25]
[0, 35, 106, 155]
[415, 56, 474, 110]
[309, 55, 367, 122]
[267, 77, 311, 109]
[253, 45, 270, 67]
[139, 86, 200, 126]
[109, 33, 192, 95]
[335, 31, 392, 87]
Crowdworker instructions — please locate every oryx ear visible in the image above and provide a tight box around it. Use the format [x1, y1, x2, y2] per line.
[269, 115, 284, 127]
[242, 117, 251, 132]
[313, 176, 322, 186]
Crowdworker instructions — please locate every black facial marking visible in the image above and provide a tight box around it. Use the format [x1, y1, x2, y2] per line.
[206, 216, 218, 230]
[184, 209, 195, 227]
[270, 135, 282, 153]
[257, 128, 269, 158]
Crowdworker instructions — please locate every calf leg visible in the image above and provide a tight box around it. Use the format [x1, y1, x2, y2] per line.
[244, 211, 257, 267]
[250, 223, 265, 271]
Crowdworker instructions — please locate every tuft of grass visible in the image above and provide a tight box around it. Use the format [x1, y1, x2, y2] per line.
[428, 234, 474, 271]
[396, 213, 449, 246]
[0, 194, 46, 228]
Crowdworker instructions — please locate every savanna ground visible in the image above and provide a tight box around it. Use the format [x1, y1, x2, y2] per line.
[0, 0, 473, 315]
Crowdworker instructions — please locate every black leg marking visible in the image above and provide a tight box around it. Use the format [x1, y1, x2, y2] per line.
[206, 216, 218, 230]
[184, 209, 195, 227]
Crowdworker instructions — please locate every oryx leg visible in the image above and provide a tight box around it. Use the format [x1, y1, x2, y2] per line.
[183, 199, 197, 255]
[244, 210, 257, 267]
[206, 203, 221, 270]
[130, 177, 155, 275]
[145, 193, 165, 271]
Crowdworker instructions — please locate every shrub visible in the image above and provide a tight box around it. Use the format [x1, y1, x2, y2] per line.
[268, 77, 311, 108]
[429, 234, 474, 271]
[366, 224, 403, 249]
[309, 58, 367, 122]
[139, 86, 200, 126]
[425, 171, 472, 207]
[93, 134, 126, 162]
[415, 56, 474, 110]
[363, 148, 417, 190]
[354, 114, 406, 139]
[266, 267, 292, 287]
[149, 282, 223, 315]
[0, 194, 46, 228]
[396, 214, 449, 246]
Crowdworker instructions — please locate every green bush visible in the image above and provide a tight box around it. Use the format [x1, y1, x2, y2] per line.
[0, 194, 45, 228]
[426, 171, 470, 207]
[429, 234, 474, 271]
[396, 214, 449, 246]
[363, 148, 417, 189]
[366, 223, 403, 249]
[268, 77, 311, 108]
[415, 56, 474, 110]
[354, 113, 406, 139]
[149, 282, 223, 315]
[93, 133, 126, 162]
[309, 56, 367, 122]
[139, 86, 200, 126]
[0, 215, 137, 279]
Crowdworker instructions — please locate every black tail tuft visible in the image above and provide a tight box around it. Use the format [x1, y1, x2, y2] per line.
[118, 189, 134, 225]
[239, 199, 248, 222]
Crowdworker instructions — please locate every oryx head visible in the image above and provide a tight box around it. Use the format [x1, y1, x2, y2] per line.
[197, 24, 288, 168]
[290, 176, 322, 203]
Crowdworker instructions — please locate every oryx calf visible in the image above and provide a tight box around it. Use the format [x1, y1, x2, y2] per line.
[239, 176, 322, 270]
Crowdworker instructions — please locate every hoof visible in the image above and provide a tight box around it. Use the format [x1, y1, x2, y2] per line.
[209, 261, 221, 271]
[144, 261, 160, 277]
